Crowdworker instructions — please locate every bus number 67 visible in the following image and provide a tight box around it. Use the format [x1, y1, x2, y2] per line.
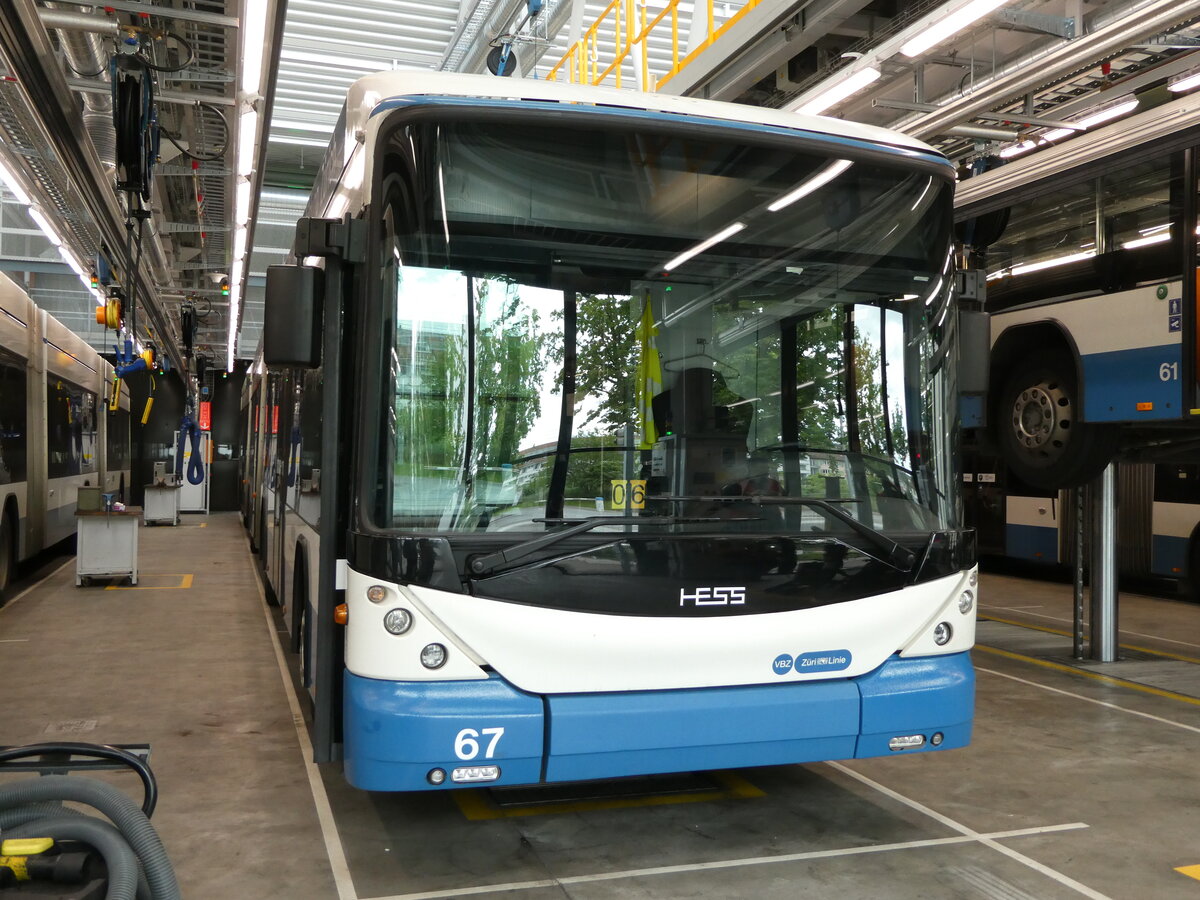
[455, 727, 505, 760]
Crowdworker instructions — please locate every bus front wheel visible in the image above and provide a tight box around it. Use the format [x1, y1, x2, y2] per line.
[997, 358, 1117, 489]
[0, 511, 13, 604]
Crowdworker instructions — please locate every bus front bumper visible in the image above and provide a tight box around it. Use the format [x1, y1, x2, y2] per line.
[342, 651, 974, 792]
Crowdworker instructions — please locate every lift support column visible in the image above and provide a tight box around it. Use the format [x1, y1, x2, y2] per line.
[1089, 462, 1119, 661]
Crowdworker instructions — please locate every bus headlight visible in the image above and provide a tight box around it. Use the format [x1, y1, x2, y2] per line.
[383, 608, 413, 635]
[958, 590, 974, 614]
[933, 622, 953, 645]
[421, 643, 447, 669]
[969, 571, 978, 587]
[367, 585, 388, 603]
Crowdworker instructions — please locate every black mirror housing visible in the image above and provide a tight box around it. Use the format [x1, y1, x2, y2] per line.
[264, 265, 323, 368]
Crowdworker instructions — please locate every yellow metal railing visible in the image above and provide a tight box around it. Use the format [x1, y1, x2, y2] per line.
[546, 0, 762, 92]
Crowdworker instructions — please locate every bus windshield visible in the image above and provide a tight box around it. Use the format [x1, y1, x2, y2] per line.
[372, 116, 958, 537]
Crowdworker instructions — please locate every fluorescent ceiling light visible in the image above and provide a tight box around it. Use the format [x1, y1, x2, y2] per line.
[1169, 71, 1200, 93]
[29, 208, 63, 246]
[227, 280, 241, 371]
[796, 67, 880, 116]
[279, 48, 388, 71]
[60, 247, 86, 278]
[1121, 232, 1171, 250]
[768, 160, 853, 212]
[0, 159, 32, 205]
[240, 0, 268, 96]
[268, 134, 331, 148]
[1042, 98, 1138, 141]
[270, 119, 334, 134]
[900, 0, 1010, 58]
[238, 110, 258, 177]
[999, 140, 1036, 158]
[1011, 249, 1095, 276]
[235, 179, 253, 224]
[663, 222, 746, 271]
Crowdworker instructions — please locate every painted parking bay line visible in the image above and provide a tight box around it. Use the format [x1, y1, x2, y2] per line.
[453, 770, 764, 820]
[359, 823, 1090, 900]
[976, 644, 1200, 709]
[104, 574, 194, 591]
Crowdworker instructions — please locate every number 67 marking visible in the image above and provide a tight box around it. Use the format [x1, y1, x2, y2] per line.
[454, 727, 505, 760]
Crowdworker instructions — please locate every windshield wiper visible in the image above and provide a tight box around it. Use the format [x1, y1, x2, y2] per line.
[659, 495, 917, 572]
[467, 515, 753, 577]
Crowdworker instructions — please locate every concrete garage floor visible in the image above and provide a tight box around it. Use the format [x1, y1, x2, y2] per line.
[2, 516, 1199, 899]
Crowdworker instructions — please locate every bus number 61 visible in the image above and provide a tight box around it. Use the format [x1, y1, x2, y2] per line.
[455, 727, 505, 760]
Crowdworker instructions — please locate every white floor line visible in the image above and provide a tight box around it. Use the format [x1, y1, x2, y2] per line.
[358, 823, 1089, 900]
[0, 638, 29, 643]
[983, 607, 1200, 652]
[826, 761, 1108, 900]
[248, 541, 357, 900]
[977, 665, 1200, 736]
[0, 558, 74, 613]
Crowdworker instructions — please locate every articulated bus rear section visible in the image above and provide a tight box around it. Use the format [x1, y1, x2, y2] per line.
[0, 271, 128, 599]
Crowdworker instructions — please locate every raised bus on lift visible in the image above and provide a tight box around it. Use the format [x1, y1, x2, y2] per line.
[245, 71, 977, 792]
[957, 91, 1200, 493]
[957, 90, 1200, 592]
[0, 271, 130, 599]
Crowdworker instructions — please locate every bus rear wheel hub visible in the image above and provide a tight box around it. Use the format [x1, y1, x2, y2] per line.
[1012, 383, 1069, 452]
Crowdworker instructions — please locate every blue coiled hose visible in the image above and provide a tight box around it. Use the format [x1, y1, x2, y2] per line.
[175, 415, 204, 485]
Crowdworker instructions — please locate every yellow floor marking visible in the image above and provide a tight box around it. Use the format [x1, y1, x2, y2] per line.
[976, 644, 1200, 708]
[454, 770, 764, 821]
[104, 573, 194, 590]
[1175, 864, 1200, 881]
[981, 614, 1200, 665]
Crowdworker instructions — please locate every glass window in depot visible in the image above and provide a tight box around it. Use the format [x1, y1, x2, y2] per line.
[0, 348, 26, 484]
[46, 380, 96, 478]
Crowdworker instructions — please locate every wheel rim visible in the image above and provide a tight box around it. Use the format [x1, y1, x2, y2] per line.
[1011, 379, 1072, 461]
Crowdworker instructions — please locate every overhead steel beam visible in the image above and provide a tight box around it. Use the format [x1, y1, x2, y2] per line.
[659, 0, 877, 100]
[67, 77, 237, 106]
[0, 0, 183, 373]
[873, 97, 1083, 130]
[897, 0, 1200, 141]
[60, 0, 237, 29]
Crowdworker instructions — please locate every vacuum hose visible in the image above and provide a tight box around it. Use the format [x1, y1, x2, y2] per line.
[175, 416, 204, 485]
[0, 776, 179, 900]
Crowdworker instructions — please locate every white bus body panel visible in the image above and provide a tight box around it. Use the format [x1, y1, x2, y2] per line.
[345, 567, 977, 694]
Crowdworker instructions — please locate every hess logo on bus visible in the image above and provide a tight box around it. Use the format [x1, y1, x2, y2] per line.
[679, 586, 747, 607]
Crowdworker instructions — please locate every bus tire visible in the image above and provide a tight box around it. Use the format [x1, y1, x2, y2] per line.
[997, 356, 1117, 489]
[0, 508, 14, 605]
[1183, 527, 1200, 604]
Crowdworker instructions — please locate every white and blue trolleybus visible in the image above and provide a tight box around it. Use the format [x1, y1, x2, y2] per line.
[250, 72, 977, 791]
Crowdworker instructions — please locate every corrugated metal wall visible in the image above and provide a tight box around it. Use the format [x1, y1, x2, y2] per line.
[1058, 462, 1154, 575]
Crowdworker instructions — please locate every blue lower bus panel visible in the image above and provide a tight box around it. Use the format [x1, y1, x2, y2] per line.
[343, 652, 974, 791]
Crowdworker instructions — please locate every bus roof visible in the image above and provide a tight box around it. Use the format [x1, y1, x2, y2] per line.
[341, 71, 939, 157]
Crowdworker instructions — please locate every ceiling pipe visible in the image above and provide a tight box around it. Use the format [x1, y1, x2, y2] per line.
[946, 124, 1020, 140]
[37, 7, 118, 35]
[895, 0, 1200, 140]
